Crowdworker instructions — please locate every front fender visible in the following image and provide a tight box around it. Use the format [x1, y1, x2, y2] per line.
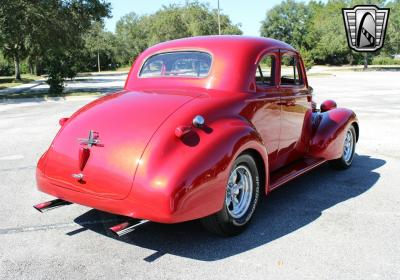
[308, 108, 358, 160]
[128, 117, 268, 223]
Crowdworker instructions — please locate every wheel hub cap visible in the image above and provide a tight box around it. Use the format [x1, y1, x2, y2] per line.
[225, 165, 253, 219]
[343, 129, 354, 162]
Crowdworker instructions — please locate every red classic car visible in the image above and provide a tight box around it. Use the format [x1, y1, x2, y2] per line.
[34, 36, 359, 236]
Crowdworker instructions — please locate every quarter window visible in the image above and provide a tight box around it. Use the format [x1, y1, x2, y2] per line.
[280, 54, 303, 86]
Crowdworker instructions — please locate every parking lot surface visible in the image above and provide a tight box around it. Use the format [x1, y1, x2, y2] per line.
[0, 72, 127, 97]
[0, 71, 399, 279]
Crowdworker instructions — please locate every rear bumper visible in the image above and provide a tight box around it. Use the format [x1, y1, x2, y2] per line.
[36, 168, 190, 223]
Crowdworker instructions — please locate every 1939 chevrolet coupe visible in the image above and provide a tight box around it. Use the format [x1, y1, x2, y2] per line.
[34, 36, 359, 236]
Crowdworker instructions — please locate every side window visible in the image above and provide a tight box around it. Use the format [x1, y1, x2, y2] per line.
[280, 53, 303, 86]
[255, 55, 275, 88]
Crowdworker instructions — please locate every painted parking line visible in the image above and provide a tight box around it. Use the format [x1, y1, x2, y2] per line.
[0, 154, 24, 161]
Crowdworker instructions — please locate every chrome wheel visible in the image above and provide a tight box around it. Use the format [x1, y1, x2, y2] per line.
[226, 165, 253, 219]
[343, 129, 354, 163]
[202, 154, 260, 236]
[328, 125, 357, 170]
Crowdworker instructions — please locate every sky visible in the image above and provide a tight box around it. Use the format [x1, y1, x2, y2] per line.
[104, 0, 285, 36]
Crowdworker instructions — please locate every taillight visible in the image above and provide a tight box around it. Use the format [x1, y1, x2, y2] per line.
[59, 117, 69, 126]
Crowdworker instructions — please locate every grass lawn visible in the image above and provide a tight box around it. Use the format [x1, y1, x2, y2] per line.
[0, 74, 42, 90]
[306, 72, 335, 77]
[116, 65, 131, 72]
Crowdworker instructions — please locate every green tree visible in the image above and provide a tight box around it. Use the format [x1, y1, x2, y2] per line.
[183, 2, 219, 35]
[181, 2, 242, 36]
[115, 2, 242, 66]
[0, 51, 14, 76]
[386, 0, 400, 55]
[115, 13, 150, 65]
[84, 22, 117, 72]
[0, 0, 110, 92]
[260, 0, 395, 68]
[260, 0, 310, 49]
[31, 0, 111, 94]
[146, 5, 190, 46]
[0, 1, 30, 80]
[216, 13, 242, 35]
[307, 0, 351, 65]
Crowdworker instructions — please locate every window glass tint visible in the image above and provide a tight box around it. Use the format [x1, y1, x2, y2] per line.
[255, 55, 275, 87]
[140, 51, 211, 78]
[280, 54, 303, 85]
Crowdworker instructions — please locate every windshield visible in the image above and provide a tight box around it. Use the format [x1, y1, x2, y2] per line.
[139, 51, 212, 78]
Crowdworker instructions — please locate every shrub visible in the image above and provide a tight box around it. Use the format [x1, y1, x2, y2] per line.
[19, 62, 30, 74]
[44, 52, 80, 95]
[372, 56, 400, 65]
[45, 58, 67, 96]
[0, 55, 14, 76]
[46, 70, 65, 95]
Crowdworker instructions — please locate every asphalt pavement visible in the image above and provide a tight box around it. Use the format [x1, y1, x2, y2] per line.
[0, 72, 127, 96]
[0, 71, 399, 279]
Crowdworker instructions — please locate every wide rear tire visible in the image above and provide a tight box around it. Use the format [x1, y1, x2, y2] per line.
[201, 154, 260, 236]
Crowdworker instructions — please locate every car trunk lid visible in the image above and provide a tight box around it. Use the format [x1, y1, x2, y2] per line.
[44, 90, 195, 199]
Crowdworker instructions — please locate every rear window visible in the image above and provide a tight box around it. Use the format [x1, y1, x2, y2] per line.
[139, 51, 212, 78]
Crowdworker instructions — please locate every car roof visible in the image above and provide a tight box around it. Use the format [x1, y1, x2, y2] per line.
[149, 35, 296, 53]
[126, 36, 299, 93]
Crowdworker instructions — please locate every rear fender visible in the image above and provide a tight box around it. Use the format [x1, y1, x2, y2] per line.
[130, 118, 268, 223]
[308, 108, 358, 160]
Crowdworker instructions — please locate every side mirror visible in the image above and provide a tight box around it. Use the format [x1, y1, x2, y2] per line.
[320, 100, 337, 112]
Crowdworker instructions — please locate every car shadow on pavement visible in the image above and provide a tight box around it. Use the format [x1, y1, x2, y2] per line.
[73, 154, 384, 262]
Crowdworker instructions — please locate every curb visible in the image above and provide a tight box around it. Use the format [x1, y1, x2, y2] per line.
[0, 80, 46, 95]
[0, 94, 103, 104]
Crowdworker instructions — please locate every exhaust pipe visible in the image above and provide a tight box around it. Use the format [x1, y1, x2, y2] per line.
[33, 199, 72, 212]
[109, 220, 150, 237]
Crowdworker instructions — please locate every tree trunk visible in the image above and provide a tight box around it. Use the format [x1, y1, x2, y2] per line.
[363, 53, 368, 70]
[35, 61, 42, 76]
[14, 55, 21, 80]
[97, 52, 101, 72]
[28, 62, 33, 75]
[349, 54, 354, 65]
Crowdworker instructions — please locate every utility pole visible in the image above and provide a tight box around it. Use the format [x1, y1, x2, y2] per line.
[97, 52, 101, 72]
[363, 53, 368, 70]
[217, 0, 221, 35]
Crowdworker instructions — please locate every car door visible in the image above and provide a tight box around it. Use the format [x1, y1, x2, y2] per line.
[249, 51, 282, 172]
[276, 50, 311, 168]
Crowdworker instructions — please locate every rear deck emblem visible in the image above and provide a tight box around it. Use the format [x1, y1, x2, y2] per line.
[75, 130, 102, 174]
[78, 130, 102, 147]
[79, 147, 90, 171]
[342, 5, 389, 52]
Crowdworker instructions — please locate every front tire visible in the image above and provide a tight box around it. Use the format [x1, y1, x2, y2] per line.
[201, 153, 260, 236]
[329, 125, 356, 170]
